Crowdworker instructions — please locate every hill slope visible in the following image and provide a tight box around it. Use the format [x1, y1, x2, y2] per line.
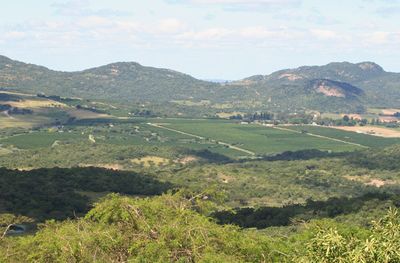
[236, 61, 400, 112]
[0, 55, 228, 103]
[1, 55, 399, 112]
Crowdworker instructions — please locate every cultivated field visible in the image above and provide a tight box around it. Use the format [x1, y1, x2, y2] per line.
[149, 119, 364, 156]
[3, 118, 400, 160]
[0, 131, 85, 149]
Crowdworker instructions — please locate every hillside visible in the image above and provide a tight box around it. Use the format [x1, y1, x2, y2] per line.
[237, 61, 400, 112]
[0, 55, 226, 103]
[1, 55, 400, 113]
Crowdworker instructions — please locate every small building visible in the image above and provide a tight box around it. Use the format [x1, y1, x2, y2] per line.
[344, 114, 362, 121]
[379, 116, 399, 123]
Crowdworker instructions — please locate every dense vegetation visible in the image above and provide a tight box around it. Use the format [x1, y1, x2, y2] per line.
[215, 192, 400, 228]
[2, 121, 400, 209]
[0, 142, 399, 262]
[2, 193, 400, 262]
[348, 144, 400, 170]
[0, 167, 171, 220]
[1, 95, 400, 262]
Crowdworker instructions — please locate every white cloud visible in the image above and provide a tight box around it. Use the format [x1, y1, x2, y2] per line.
[239, 26, 302, 39]
[166, 0, 301, 11]
[4, 31, 27, 40]
[189, 0, 297, 3]
[310, 29, 338, 39]
[52, 0, 131, 17]
[1, 8, 398, 57]
[157, 19, 187, 33]
[366, 31, 400, 44]
[177, 28, 233, 40]
[77, 16, 115, 28]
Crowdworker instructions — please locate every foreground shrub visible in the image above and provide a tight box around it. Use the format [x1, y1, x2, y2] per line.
[1, 193, 272, 262]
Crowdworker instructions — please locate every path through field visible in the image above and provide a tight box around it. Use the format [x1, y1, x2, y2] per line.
[273, 126, 369, 148]
[147, 123, 256, 156]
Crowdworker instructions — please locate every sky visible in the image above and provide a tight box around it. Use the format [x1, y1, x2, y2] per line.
[0, 0, 399, 80]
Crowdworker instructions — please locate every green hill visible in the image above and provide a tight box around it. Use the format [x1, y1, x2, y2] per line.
[1, 55, 399, 113]
[0, 55, 223, 103]
[237, 61, 400, 112]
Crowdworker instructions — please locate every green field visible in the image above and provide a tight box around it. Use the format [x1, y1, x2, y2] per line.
[0, 131, 85, 149]
[3, 118, 400, 159]
[149, 119, 364, 156]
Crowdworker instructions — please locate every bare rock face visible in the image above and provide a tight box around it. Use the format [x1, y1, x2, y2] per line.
[311, 79, 364, 98]
[315, 81, 345, 97]
[357, 62, 384, 73]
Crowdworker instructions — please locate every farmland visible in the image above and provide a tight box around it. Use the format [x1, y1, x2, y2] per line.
[2, 115, 400, 174]
[0, 131, 85, 149]
[148, 119, 364, 156]
[3, 118, 400, 160]
[2, 90, 399, 159]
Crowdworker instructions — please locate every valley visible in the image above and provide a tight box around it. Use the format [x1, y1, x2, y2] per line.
[1, 58, 400, 263]
[3, 0, 400, 260]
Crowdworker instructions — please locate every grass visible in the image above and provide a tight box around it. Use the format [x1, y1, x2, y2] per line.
[0, 131, 85, 149]
[5, 99, 66, 108]
[0, 115, 51, 129]
[0, 147, 12, 155]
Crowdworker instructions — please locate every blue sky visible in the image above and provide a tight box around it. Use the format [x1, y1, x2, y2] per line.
[1, 0, 399, 79]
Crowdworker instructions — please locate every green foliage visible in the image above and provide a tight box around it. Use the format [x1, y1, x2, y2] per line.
[1, 193, 272, 262]
[0, 167, 172, 220]
[160, 156, 400, 208]
[298, 208, 400, 262]
[349, 145, 400, 170]
[214, 193, 400, 229]
[3, 194, 400, 262]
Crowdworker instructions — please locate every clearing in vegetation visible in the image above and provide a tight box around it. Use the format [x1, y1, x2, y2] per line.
[131, 156, 171, 167]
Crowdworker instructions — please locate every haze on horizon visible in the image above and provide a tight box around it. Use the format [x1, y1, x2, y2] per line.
[1, 0, 399, 80]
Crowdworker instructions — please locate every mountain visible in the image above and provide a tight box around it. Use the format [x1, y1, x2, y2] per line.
[1, 55, 399, 113]
[233, 61, 400, 112]
[0, 55, 223, 103]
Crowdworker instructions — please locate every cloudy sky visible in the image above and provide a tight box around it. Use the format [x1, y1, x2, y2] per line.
[1, 0, 399, 79]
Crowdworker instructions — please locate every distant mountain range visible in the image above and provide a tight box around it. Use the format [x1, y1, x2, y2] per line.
[1, 55, 399, 113]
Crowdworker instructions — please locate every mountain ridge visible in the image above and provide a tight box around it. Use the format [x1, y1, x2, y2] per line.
[1, 55, 399, 113]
